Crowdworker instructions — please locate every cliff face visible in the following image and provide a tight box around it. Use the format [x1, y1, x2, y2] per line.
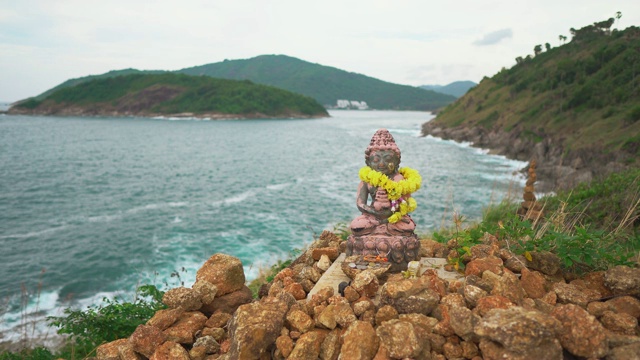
[421, 23, 640, 192]
[422, 121, 630, 192]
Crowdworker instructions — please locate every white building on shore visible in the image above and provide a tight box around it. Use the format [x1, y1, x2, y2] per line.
[336, 99, 369, 110]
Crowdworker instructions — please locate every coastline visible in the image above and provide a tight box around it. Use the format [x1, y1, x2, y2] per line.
[5, 108, 330, 120]
[421, 120, 633, 193]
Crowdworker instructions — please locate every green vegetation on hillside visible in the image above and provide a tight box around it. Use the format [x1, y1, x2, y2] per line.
[178, 55, 456, 110]
[439, 168, 639, 274]
[33, 69, 166, 101]
[14, 73, 328, 117]
[434, 21, 640, 159]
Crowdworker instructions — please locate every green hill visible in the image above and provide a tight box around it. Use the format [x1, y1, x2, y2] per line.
[177, 54, 456, 110]
[33, 68, 166, 101]
[422, 21, 640, 191]
[420, 81, 477, 98]
[25, 55, 456, 111]
[9, 73, 328, 118]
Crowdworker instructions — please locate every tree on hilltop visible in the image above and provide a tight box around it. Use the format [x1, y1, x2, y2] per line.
[534, 44, 542, 56]
[545, 43, 551, 51]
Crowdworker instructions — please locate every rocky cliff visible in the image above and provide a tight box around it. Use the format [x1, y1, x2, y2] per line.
[95, 230, 640, 359]
[422, 121, 631, 193]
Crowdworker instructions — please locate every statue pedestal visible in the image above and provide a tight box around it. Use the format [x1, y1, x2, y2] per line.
[346, 228, 419, 272]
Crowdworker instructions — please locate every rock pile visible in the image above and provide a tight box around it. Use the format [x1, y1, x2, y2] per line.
[517, 159, 543, 224]
[96, 232, 640, 360]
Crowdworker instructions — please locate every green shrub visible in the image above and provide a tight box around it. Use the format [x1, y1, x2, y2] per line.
[47, 285, 166, 358]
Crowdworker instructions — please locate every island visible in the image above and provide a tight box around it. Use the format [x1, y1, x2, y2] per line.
[8, 73, 329, 119]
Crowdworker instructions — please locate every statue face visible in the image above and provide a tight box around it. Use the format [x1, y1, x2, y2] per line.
[367, 150, 399, 176]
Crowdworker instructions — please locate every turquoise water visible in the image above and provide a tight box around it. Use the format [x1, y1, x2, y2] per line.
[0, 110, 525, 338]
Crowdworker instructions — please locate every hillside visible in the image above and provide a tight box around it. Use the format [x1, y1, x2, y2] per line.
[23, 55, 456, 112]
[32, 68, 166, 101]
[177, 55, 456, 110]
[8, 73, 328, 119]
[420, 80, 477, 98]
[422, 22, 640, 191]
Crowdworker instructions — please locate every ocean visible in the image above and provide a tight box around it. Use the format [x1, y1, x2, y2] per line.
[0, 109, 526, 342]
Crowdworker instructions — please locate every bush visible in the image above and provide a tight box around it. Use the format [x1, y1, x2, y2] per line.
[46, 285, 166, 358]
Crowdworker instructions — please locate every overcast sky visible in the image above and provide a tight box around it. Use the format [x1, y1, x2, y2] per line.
[1, 0, 639, 102]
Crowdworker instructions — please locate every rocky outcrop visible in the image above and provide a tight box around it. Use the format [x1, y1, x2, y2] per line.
[421, 121, 632, 192]
[96, 230, 640, 360]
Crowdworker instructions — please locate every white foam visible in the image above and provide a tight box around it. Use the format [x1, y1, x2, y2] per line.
[0, 226, 67, 239]
[266, 183, 291, 191]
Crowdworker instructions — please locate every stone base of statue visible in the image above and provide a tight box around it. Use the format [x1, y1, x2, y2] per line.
[346, 225, 420, 273]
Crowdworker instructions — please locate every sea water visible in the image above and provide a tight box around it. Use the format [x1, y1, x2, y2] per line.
[0, 110, 526, 341]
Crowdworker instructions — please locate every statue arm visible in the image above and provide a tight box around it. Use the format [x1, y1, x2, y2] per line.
[355, 181, 392, 222]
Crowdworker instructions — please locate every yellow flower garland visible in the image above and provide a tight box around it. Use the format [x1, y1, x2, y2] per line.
[358, 166, 422, 223]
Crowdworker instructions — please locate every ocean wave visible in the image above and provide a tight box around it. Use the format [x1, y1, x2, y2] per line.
[266, 183, 291, 191]
[0, 226, 68, 240]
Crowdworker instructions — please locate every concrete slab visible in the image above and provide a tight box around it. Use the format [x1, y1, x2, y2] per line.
[307, 253, 350, 300]
[307, 254, 464, 300]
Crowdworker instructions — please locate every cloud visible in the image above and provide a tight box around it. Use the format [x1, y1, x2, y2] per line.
[473, 28, 513, 46]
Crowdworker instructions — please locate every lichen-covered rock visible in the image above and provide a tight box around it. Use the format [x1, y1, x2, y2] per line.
[201, 327, 226, 342]
[475, 307, 561, 357]
[420, 269, 447, 297]
[483, 270, 526, 305]
[473, 295, 515, 317]
[96, 339, 129, 360]
[379, 278, 440, 315]
[195, 253, 245, 296]
[147, 308, 184, 330]
[553, 282, 600, 307]
[351, 270, 379, 298]
[284, 282, 307, 300]
[607, 342, 640, 360]
[192, 280, 218, 305]
[600, 310, 638, 335]
[288, 329, 327, 360]
[317, 304, 338, 330]
[340, 321, 379, 359]
[463, 285, 488, 308]
[604, 265, 640, 296]
[129, 324, 167, 358]
[312, 247, 339, 261]
[352, 299, 374, 317]
[317, 254, 332, 272]
[320, 328, 342, 360]
[376, 319, 422, 359]
[149, 341, 189, 360]
[163, 311, 208, 344]
[375, 305, 398, 326]
[223, 297, 289, 360]
[520, 268, 548, 299]
[464, 256, 504, 277]
[286, 308, 315, 333]
[478, 337, 562, 360]
[607, 295, 640, 318]
[162, 287, 202, 311]
[449, 305, 481, 342]
[205, 312, 232, 329]
[524, 251, 561, 275]
[275, 335, 294, 358]
[200, 285, 253, 315]
[334, 302, 357, 328]
[551, 303, 608, 359]
[192, 335, 220, 354]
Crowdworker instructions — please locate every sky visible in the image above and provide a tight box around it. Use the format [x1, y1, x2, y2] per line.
[1, 0, 639, 102]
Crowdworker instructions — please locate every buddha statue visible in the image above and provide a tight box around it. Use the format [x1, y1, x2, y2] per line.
[346, 129, 422, 272]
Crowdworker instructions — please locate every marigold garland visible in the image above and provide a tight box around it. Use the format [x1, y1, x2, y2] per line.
[358, 166, 422, 223]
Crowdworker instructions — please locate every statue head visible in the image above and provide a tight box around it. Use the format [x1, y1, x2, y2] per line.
[365, 129, 401, 176]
